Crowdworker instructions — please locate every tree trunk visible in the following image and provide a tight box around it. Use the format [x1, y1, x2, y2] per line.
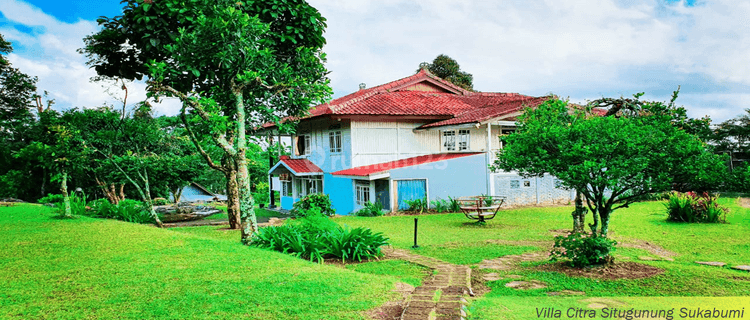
[572, 191, 587, 233]
[60, 169, 72, 218]
[235, 90, 258, 244]
[141, 168, 164, 228]
[172, 186, 183, 203]
[588, 203, 599, 235]
[225, 162, 241, 229]
[599, 209, 611, 238]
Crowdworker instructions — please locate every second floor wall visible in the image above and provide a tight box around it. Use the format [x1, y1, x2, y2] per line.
[291, 118, 514, 172]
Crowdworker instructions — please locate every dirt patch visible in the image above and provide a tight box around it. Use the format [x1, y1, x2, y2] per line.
[365, 301, 404, 320]
[619, 239, 678, 258]
[739, 198, 750, 208]
[538, 261, 664, 280]
[470, 269, 493, 296]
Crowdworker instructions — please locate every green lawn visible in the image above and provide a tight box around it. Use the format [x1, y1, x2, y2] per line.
[336, 198, 750, 319]
[0, 204, 400, 319]
[3, 198, 749, 320]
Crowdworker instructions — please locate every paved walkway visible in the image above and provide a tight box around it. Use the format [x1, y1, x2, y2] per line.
[384, 248, 472, 320]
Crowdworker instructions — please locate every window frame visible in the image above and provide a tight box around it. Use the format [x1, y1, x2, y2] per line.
[442, 130, 456, 151]
[296, 176, 322, 198]
[457, 129, 470, 151]
[329, 130, 342, 153]
[355, 181, 370, 206]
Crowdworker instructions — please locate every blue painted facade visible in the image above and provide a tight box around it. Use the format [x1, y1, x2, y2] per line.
[389, 153, 488, 204]
[323, 173, 355, 215]
[175, 184, 227, 202]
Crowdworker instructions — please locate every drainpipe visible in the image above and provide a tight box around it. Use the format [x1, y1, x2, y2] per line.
[535, 176, 540, 205]
[486, 122, 492, 195]
[269, 134, 276, 208]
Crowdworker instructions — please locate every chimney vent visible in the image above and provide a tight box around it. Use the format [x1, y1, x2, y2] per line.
[359, 83, 366, 90]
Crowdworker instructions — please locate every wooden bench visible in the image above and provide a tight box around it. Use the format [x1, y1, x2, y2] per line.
[457, 196, 506, 223]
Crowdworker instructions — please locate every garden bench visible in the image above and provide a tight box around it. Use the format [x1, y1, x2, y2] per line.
[457, 196, 505, 223]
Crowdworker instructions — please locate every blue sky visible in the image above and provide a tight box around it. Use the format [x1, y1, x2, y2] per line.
[1, 0, 748, 122]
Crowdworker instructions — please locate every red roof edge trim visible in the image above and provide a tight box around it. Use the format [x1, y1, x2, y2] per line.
[331, 152, 482, 177]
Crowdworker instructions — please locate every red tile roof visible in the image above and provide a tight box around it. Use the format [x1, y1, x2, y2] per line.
[263, 69, 550, 129]
[276, 156, 323, 175]
[331, 152, 482, 177]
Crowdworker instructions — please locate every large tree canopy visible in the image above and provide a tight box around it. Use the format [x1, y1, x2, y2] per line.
[493, 96, 725, 237]
[418, 54, 473, 91]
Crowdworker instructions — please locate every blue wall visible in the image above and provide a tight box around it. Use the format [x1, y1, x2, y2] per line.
[389, 154, 488, 205]
[323, 173, 355, 215]
[280, 196, 294, 210]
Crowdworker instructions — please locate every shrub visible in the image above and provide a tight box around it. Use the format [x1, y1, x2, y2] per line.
[447, 196, 462, 213]
[52, 194, 87, 216]
[152, 197, 169, 206]
[665, 191, 728, 223]
[38, 194, 65, 204]
[88, 198, 154, 224]
[291, 193, 335, 218]
[430, 198, 450, 213]
[550, 232, 617, 268]
[355, 201, 384, 217]
[253, 183, 270, 206]
[250, 216, 388, 263]
[404, 198, 428, 213]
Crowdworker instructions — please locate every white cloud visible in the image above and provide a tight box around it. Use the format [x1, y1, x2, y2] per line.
[1, 0, 748, 121]
[309, 0, 749, 122]
[0, 0, 175, 115]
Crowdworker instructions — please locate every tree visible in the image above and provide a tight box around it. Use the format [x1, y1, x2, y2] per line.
[714, 109, 750, 155]
[81, 0, 330, 237]
[493, 96, 726, 238]
[0, 33, 41, 199]
[418, 54, 473, 91]
[146, 3, 330, 242]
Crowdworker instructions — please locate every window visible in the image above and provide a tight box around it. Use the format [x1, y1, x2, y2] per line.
[457, 129, 470, 150]
[523, 180, 531, 188]
[280, 174, 292, 197]
[443, 130, 470, 151]
[443, 131, 455, 151]
[510, 180, 520, 189]
[329, 131, 342, 153]
[355, 181, 370, 206]
[295, 134, 311, 156]
[282, 181, 292, 197]
[296, 176, 322, 198]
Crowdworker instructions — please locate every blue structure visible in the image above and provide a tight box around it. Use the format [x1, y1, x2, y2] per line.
[174, 182, 227, 202]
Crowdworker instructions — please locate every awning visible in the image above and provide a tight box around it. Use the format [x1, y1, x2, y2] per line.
[269, 156, 323, 176]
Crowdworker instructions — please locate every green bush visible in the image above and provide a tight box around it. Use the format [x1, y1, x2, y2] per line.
[665, 191, 728, 223]
[430, 198, 450, 213]
[291, 193, 335, 218]
[404, 198, 428, 213]
[447, 196, 462, 213]
[152, 197, 169, 206]
[550, 232, 617, 268]
[355, 201, 384, 217]
[88, 198, 154, 224]
[250, 216, 388, 263]
[38, 194, 65, 204]
[253, 183, 270, 206]
[52, 194, 87, 216]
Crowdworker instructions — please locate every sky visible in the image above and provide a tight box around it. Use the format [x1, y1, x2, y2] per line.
[1, 0, 749, 122]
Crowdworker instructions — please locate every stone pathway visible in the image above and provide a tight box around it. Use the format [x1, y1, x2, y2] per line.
[164, 216, 285, 228]
[384, 248, 472, 320]
[695, 261, 750, 272]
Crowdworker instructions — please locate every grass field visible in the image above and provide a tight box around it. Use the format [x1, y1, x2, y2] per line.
[2, 197, 749, 319]
[335, 198, 750, 319]
[0, 204, 402, 319]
